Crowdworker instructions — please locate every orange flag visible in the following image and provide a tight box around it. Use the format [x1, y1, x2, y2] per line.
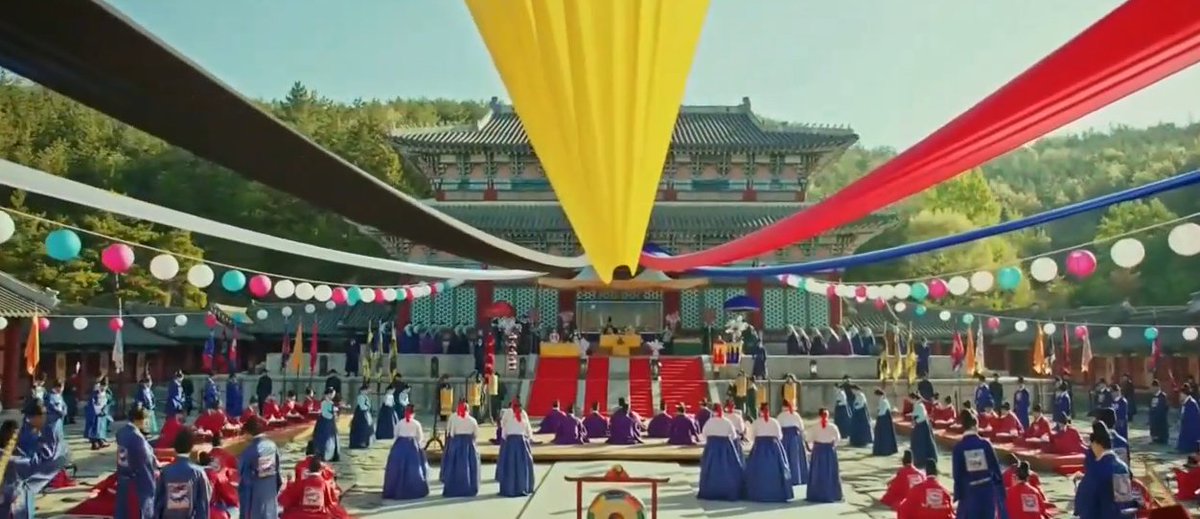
[1031, 325, 1046, 375]
[290, 320, 303, 373]
[963, 325, 976, 376]
[25, 315, 41, 375]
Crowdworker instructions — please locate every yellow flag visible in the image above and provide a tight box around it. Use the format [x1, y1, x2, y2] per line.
[906, 326, 918, 384]
[964, 325, 976, 376]
[291, 320, 303, 373]
[891, 326, 904, 380]
[1031, 325, 1045, 375]
[25, 314, 40, 376]
[464, 0, 711, 281]
[879, 330, 892, 381]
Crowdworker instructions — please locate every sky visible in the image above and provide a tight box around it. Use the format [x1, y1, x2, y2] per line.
[109, 0, 1200, 148]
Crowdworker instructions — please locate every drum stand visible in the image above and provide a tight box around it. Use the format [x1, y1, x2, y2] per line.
[424, 413, 447, 451]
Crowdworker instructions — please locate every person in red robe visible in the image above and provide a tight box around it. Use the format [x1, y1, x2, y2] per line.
[897, 458, 954, 519]
[993, 402, 1024, 442]
[1003, 455, 1043, 489]
[208, 434, 239, 483]
[194, 404, 229, 438]
[283, 391, 305, 423]
[949, 402, 972, 433]
[197, 450, 239, 519]
[293, 442, 338, 485]
[240, 398, 259, 423]
[1172, 455, 1200, 501]
[156, 412, 186, 449]
[931, 396, 957, 429]
[977, 404, 998, 438]
[881, 450, 926, 510]
[263, 394, 283, 421]
[1021, 405, 1052, 448]
[303, 388, 321, 421]
[1006, 462, 1053, 519]
[1046, 418, 1085, 455]
[279, 457, 350, 519]
[901, 393, 917, 421]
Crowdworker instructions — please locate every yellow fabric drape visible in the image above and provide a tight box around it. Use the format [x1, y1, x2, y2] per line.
[964, 325, 976, 377]
[465, 0, 711, 281]
[1031, 325, 1046, 375]
[879, 330, 892, 381]
[906, 326, 917, 384]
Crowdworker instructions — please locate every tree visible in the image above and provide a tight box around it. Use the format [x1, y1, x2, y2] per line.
[918, 169, 1002, 226]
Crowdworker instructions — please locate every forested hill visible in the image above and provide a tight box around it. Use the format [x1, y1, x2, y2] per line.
[0, 74, 1197, 309]
[820, 123, 1200, 309]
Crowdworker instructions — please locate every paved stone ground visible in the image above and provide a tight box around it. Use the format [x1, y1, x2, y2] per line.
[41, 416, 1196, 519]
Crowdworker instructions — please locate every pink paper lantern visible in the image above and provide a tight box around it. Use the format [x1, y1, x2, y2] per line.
[109, 317, 124, 331]
[247, 275, 273, 298]
[204, 312, 218, 328]
[854, 285, 867, 299]
[1065, 249, 1098, 279]
[826, 285, 837, 299]
[374, 288, 386, 303]
[403, 287, 414, 301]
[101, 243, 136, 274]
[929, 278, 948, 300]
[873, 298, 887, 310]
[1074, 325, 1089, 339]
[986, 316, 1000, 330]
[331, 287, 348, 305]
[37, 316, 50, 331]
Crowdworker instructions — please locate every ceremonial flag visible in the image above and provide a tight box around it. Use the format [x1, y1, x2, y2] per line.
[950, 331, 965, 372]
[878, 328, 892, 381]
[290, 320, 303, 374]
[906, 325, 917, 384]
[1149, 337, 1163, 374]
[974, 321, 986, 376]
[112, 326, 125, 374]
[374, 320, 385, 377]
[1045, 331, 1057, 376]
[1031, 325, 1046, 375]
[309, 319, 319, 374]
[24, 314, 41, 376]
[390, 321, 399, 378]
[366, 324, 375, 356]
[228, 326, 239, 374]
[1081, 329, 1094, 374]
[891, 325, 903, 380]
[359, 338, 371, 381]
[281, 322, 291, 364]
[964, 325, 976, 375]
[202, 331, 215, 371]
[1061, 323, 1072, 376]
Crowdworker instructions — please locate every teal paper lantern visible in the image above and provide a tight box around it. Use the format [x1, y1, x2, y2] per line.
[45, 229, 82, 261]
[997, 267, 1022, 291]
[1144, 327, 1159, 341]
[347, 286, 362, 305]
[910, 282, 930, 301]
[221, 270, 247, 292]
[961, 313, 975, 325]
[915, 305, 927, 316]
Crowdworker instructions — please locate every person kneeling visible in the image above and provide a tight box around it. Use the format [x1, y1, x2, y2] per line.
[897, 458, 953, 519]
[931, 396, 956, 429]
[993, 403, 1024, 443]
[881, 450, 925, 510]
[1005, 461, 1052, 519]
[279, 457, 350, 519]
[197, 451, 239, 519]
[1173, 455, 1200, 501]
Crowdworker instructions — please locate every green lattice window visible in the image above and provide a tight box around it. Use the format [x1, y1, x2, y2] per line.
[511, 287, 536, 316]
[433, 290, 456, 325]
[453, 286, 477, 325]
[681, 289, 702, 328]
[807, 292, 830, 327]
[763, 288, 787, 330]
[410, 296, 434, 323]
[786, 288, 808, 327]
[535, 289, 559, 321]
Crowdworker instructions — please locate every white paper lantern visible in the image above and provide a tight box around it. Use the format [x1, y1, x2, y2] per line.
[0, 212, 15, 244]
[834, 284, 851, 298]
[0, 317, 8, 330]
[273, 279, 296, 299]
[894, 283, 912, 300]
[1029, 257, 1059, 283]
[324, 300, 337, 310]
[255, 309, 269, 320]
[865, 285, 879, 299]
[939, 310, 952, 321]
[142, 316, 158, 328]
[360, 287, 377, 303]
[149, 254, 180, 280]
[304, 303, 316, 314]
[876, 285, 894, 300]
[1042, 322, 1057, 335]
[382, 288, 398, 302]
[947, 276, 970, 296]
[892, 302, 906, 313]
[174, 314, 188, 327]
[294, 282, 315, 301]
[1014, 320, 1028, 332]
[313, 284, 333, 302]
[808, 282, 826, 295]
[1169, 223, 1200, 256]
[73, 317, 89, 330]
[970, 271, 995, 292]
[1109, 238, 1146, 268]
[280, 306, 293, 318]
[1184, 327, 1199, 341]
[186, 264, 215, 288]
[1108, 326, 1122, 339]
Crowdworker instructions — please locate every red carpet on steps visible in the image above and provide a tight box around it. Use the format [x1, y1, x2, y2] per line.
[583, 356, 610, 412]
[527, 357, 580, 417]
[658, 357, 708, 413]
[628, 358, 654, 417]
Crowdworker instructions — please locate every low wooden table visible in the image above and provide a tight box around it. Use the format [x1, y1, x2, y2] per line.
[564, 469, 670, 519]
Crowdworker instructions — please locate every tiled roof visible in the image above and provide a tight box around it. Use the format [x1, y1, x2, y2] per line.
[844, 305, 961, 339]
[210, 302, 397, 338]
[120, 303, 236, 342]
[393, 99, 858, 153]
[0, 271, 58, 317]
[38, 306, 180, 348]
[417, 201, 896, 233]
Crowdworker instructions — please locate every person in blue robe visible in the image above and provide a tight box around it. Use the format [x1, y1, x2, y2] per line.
[16, 402, 60, 484]
[224, 377, 243, 420]
[167, 371, 186, 418]
[950, 410, 1006, 519]
[312, 388, 341, 462]
[84, 378, 111, 450]
[973, 375, 994, 412]
[743, 404, 793, 502]
[806, 408, 844, 503]
[376, 387, 400, 440]
[872, 389, 898, 456]
[1110, 384, 1130, 440]
[43, 381, 67, 440]
[1092, 379, 1113, 412]
[697, 404, 744, 501]
[848, 385, 873, 447]
[916, 339, 931, 377]
[63, 373, 79, 425]
[1012, 377, 1031, 429]
[606, 403, 642, 445]
[833, 385, 851, 439]
[382, 404, 431, 499]
[776, 401, 807, 485]
[496, 400, 535, 497]
[1075, 422, 1139, 519]
[115, 407, 158, 519]
[349, 384, 374, 449]
[154, 427, 210, 519]
[1, 418, 64, 519]
[1178, 384, 1200, 454]
[666, 404, 700, 446]
[1054, 383, 1073, 425]
[910, 399, 939, 465]
[134, 377, 159, 434]
[202, 373, 220, 412]
[1087, 408, 1130, 467]
[239, 418, 281, 519]
[1148, 379, 1170, 445]
[751, 344, 768, 380]
[443, 401, 482, 497]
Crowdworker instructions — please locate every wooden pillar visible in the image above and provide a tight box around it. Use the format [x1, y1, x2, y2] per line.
[746, 277, 764, 329]
[826, 271, 843, 328]
[154, 353, 166, 381]
[1, 322, 21, 409]
[475, 281, 494, 328]
[741, 188, 757, 202]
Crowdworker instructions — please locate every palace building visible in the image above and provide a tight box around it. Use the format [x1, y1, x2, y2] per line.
[359, 97, 896, 335]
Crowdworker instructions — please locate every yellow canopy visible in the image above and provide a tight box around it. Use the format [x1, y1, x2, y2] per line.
[465, 0, 711, 283]
[538, 267, 707, 291]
